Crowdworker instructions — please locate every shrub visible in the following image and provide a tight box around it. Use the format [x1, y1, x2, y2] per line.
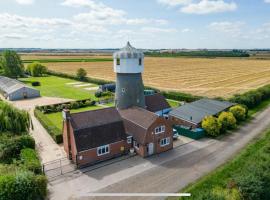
[229, 105, 246, 122]
[202, 116, 222, 137]
[34, 109, 62, 144]
[70, 101, 80, 109]
[0, 135, 35, 163]
[160, 91, 201, 103]
[26, 62, 47, 77]
[218, 112, 237, 132]
[31, 81, 41, 86]
[76, 68, 87, 81]
[0, 101, 30, 133]
[0, 171, 47, 200]
[20, 148, 42, 174]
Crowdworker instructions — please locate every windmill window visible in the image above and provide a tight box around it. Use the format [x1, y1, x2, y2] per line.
[117, 58, 120, 65]
[139, 58, 142, 66]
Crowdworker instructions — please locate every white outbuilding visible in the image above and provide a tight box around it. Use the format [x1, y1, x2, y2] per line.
[0, 76, 40, 101]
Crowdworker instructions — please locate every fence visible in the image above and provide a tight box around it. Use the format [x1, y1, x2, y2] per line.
[42, 157, 76, 179]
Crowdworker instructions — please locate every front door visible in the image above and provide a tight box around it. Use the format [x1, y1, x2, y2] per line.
[148, 143, 154, 155]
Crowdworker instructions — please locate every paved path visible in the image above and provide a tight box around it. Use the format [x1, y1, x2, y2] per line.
[49, 105, 270, 200]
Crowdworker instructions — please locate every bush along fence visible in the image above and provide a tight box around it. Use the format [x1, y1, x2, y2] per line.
[34, 99, 96, 144]
[229, 84, 270, 109]
[0, 101, 47, 200]
[48, 70, 202, 103]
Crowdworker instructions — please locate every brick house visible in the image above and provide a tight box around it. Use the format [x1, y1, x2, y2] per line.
[145, 93, 172, 116]
[62, 107, 130, 167]
[119, 107, 173, 157]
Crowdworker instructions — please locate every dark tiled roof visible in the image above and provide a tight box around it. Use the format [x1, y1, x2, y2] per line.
[70, 107, 126, 152]
[145, 93, 171, 113]
[169, 99, 235, 125]
[119, 107, 158, 144]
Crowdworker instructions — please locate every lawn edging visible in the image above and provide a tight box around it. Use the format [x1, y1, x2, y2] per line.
[34, 109, 62, 144]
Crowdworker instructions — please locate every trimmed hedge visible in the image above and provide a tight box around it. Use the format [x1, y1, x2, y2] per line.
[160, 91, 202, 103]
[230, 84, 270, 109]
[34, 109, 62, 144]
[20, 148, 42, 174]
[0, 171, 47, 200]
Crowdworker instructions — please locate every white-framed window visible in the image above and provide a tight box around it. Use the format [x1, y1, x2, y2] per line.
[139, 58, 142, 66]
[160, 137, 170, 147]
[127, 136, 132, 144]
[97, 145, 110, 156]
[155, 125, 165, 134]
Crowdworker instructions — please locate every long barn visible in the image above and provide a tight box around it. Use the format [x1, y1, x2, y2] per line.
[0, 76, 40, 101]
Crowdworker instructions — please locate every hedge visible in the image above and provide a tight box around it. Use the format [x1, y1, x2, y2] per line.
[230, 84, 270, 109]
[47, 70, 201, 103]
[0, 171, 47, 200]
[20, 148, 42, 174]
[34, 109, 62, 144]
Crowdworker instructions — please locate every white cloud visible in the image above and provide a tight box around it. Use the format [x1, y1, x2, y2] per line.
[181, 0, 237, 14]
[157, 0, 192, 7]
[0, 33, 27, 40]
[208, 21, 244, 35]
[182, 28, 192, 32]
[15, 0, 35, 5]
[141, 27, 177, 33]
[265, 0, 270, 3]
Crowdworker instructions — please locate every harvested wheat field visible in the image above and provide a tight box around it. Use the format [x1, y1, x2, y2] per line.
[43, 57, 270, 98]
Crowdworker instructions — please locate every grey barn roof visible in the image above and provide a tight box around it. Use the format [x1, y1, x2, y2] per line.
[0, 76, 28, 94]
[169, 99, 235, 125]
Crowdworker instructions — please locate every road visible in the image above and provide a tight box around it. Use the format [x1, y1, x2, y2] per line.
[49, 105, 270, 200]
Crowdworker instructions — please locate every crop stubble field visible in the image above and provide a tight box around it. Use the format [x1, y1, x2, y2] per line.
[21, 55, 270, 98]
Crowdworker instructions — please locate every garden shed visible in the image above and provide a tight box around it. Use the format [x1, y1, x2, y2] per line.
[0, 76, 40, 101]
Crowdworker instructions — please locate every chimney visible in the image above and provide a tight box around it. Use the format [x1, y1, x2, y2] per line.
[62, 109, 72, 160]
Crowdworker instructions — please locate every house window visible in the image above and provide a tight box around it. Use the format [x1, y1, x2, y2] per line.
[97, 145, 110, 156]
[160, 137, 170, 147]
[127, 136, 132, 144]
[117, 58, 120, 65]
[155, 125, 165, 134]
[139, 58, 142, 66]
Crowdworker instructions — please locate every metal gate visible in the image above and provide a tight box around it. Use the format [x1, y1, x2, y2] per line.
[42, 158, 76, 179]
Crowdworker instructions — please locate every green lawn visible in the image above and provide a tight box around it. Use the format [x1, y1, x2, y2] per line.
[167, 99, 180, 108]
[20, 76, 98, 100]
[248, 98, 270, 116]
[45, 105, 102, 130]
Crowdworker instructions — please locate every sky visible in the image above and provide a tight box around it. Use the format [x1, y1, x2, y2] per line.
[0, 0, 270, 49]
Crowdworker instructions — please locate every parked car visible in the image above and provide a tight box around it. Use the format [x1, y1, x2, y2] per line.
[173, 129, 179, 140]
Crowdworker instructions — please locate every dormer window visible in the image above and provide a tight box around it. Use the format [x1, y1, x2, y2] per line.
[139, 58, 142, 66]
[117, 58, 120, 65]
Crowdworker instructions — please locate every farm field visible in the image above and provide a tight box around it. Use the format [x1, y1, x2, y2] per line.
[20, 76, 99, 100]
[23, 55, 270, 98]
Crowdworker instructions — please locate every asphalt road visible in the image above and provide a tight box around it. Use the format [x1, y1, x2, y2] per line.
[49, 105, 270, 200]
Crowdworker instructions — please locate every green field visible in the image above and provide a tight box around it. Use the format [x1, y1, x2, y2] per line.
[167, 99, 180, 108]
[22, 58, 112, 63]
[45, 105, 103, 130]
[20, 76, 98, 100]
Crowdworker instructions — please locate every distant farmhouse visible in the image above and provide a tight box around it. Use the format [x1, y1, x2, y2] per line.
[62, 42, 173, 167]
[0, 76, 40, 101]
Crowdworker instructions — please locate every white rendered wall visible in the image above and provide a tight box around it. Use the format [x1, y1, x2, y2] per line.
[114, 58, 144, 73]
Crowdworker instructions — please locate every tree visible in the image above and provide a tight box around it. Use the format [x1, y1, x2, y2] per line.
[0, 50, 24, 78]
[76, 68, 87, 81]
[202, 116, 222, 137]
[229, 105, 246, 122]
[26, 62, 47, 77]
[218, 112, 237, 132]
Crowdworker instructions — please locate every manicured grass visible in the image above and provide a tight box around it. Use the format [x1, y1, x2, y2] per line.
[45, 105, 102, 130]
[167, 99, 180, 108]
[22, 58, 113, 63]
[20, 76, 98, 100]
[171, 129, 270, 200]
